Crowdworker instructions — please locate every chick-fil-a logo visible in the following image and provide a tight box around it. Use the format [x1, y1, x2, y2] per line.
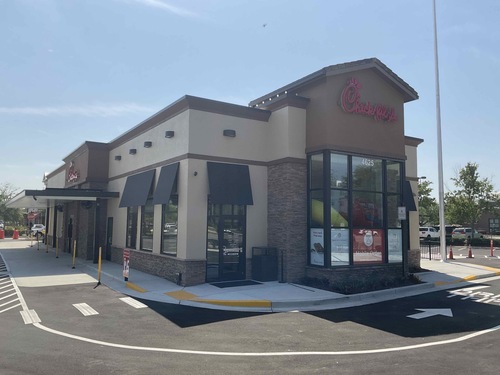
[340, 78, 397, 122]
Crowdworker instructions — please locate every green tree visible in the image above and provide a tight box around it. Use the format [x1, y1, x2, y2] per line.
[418, 180, 439, 225]
[444, 162, 499, 227]
[0, 183, 24, 226]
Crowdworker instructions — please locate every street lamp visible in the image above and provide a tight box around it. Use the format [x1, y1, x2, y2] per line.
[433, 0, 447, 262]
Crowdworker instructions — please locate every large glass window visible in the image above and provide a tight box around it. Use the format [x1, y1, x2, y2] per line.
[387, 195, 402, 228]
[308, 152, 404, 267]
[141, 197, 154, 252]
[330, 154, 348, 188]
[352, 192, 383, 228]
[310, 154, 324, 189]
[386, 161, 403, 262]
[352, 156, 383, 192]
[126, 206, 138, 248]
[161, 196, 178, 256]
[310, 190, 325, 227]
[386, 161, 401, 193]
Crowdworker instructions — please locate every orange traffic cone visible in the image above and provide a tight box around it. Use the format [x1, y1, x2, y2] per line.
[448, 244, 454, 260]
[468, 244, 474, 258]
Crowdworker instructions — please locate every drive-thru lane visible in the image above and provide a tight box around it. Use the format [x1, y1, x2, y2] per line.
[7, 269, 500, 356]
[3, 247, 500, 374]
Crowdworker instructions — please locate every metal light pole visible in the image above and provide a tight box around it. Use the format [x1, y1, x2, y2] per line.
[433, 0, 447, 261]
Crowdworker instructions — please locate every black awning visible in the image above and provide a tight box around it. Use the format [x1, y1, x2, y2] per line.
[153, 163, 179, 205]
[119, 169, 155, 208]
[403, 181, 417, 212]
[207, 162, 253, 205]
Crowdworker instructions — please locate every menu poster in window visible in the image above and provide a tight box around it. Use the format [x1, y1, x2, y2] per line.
[331, 228, 349, 265]
[310, 228, 324, 266]
[388, 229, 402, 263]
[353, 229, 384, 264]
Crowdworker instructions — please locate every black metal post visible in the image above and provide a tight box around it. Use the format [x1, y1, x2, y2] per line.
[279, 249, 285, 283]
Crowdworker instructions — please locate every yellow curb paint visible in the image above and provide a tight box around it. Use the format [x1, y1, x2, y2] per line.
[480, 265, 500, 274]
[434, 281, 458, 286]
[165, 290, 271, 307]
[192, 298, 272, 308]
[126, 282, 146, 293]
[463, 275, 477, 281]
[166, 290, 198, 300]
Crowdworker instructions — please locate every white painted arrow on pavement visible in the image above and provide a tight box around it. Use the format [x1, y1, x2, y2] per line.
[407, 308, 453, 320]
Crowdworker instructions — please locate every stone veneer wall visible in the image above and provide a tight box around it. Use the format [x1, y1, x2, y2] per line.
[110, 247, 205, 286]
[408, 248, 421, 271]
[267, 161, 308, 283]
[305, 263, 404, 289]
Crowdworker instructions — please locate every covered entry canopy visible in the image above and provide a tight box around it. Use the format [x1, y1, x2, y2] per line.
[7, 188, 119, 209]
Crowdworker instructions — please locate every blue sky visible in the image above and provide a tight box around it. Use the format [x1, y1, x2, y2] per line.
[1, 0, 499, 198]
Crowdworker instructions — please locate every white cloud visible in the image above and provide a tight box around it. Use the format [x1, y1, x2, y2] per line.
[0, 103, 156, 117]
[117, 0, 198, 18]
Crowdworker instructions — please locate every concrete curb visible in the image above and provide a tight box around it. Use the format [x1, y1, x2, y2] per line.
[71, 253, 500, 312]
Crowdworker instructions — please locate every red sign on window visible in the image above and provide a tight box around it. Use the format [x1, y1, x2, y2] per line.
[352, 229, 385, 264]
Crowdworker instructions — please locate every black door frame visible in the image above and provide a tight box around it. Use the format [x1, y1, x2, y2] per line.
[106, 217, 113, 261]
[206, 204, 246, 282]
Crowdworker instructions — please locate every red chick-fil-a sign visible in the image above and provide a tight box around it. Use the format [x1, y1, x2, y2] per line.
[340, 78, 397, 122]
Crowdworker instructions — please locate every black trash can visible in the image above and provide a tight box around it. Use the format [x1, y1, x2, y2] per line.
[252, 247, 278, 282]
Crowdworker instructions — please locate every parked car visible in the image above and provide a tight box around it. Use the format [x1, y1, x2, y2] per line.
[419, 226, 440, 239]
[433, 225, 458, 239]
[451, 227, 483, 240]
[31, 224, 46, 238]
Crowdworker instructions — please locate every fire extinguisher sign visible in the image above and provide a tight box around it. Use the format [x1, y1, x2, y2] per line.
[123, 249, 130, 281]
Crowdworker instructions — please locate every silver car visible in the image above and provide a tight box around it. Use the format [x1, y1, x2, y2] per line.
[451, 227, 483, 240]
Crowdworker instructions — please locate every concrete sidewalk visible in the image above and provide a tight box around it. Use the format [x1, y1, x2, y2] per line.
[2, 238, 500, 312]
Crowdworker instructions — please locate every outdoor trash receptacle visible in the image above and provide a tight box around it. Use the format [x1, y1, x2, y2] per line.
[252, 247, 278, 282]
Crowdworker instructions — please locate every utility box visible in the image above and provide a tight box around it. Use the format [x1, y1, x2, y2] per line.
[252, 247, 278, 282]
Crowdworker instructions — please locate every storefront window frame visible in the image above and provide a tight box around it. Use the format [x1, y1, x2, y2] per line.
[307, 151, 405, 268]
[161, 195, 178, 256]
[126, 206, 138, 249]
[140, 197, 154, 252]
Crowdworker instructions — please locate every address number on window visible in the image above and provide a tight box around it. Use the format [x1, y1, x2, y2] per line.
[361, 158, 374, 167]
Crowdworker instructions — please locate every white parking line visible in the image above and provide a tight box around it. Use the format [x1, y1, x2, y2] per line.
[1, 302, 21, 314]
[120, 297, 147, 309]
[73, 303, 99, 316]
[0, 298, 19, 308]
[33, 322, 500, 357]
[0, 292, 17, 301]
[20, 309, 41, 324]
[0, 285, 15, 294]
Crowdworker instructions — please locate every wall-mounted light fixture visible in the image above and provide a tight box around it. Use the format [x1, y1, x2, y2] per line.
[223, 129, 236, 137]
[114, 155, 122, 161]
[165, 130, 175, 138]
[129, 148, 137, 155]
[144, 141, 153, 148]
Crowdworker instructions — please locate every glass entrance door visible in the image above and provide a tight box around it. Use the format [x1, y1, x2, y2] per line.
[206, 204, 246, 282]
